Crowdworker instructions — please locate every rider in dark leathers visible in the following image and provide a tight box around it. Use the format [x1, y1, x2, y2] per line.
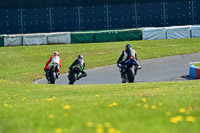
[69, 54, 87, 80]
[117, 44, 141, 77]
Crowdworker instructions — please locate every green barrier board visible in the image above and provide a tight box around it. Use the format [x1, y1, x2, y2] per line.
[71, 32, 95, 44]
[117, 29, 142, 41]
[94, 30, 118, 42]
[0, 35, 4, 47]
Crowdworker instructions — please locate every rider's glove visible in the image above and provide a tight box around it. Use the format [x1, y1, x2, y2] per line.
[138, 65, 142, 69]
[117, 63, 121, 67]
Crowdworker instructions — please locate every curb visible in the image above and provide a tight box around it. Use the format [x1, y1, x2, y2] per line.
[189, 65, 200, 79]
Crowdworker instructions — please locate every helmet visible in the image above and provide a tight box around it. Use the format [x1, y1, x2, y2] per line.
[78, 54, 83, 59]
[125, 44, 132, 48]
[54, 51, 59, 56]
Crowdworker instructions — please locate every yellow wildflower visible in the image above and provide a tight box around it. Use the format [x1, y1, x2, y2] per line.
[52, 96, 56, 99]
[136, 103, 141, 107]
[55, 128, 62, 133]
[151, 105, 156, 109]
[49, 114, 54, 119]
[186, 116, 195, 122]
[176, 116, 183, 122]
[64, 105, 71, 109]
[187, 106, 194, 112]
[143, 104, 148, 109]
[96, 94, 100, 97]
[158, 102, 163, 106]
[141, 98, 147, 103]
[108, 128, 115, 133]
[108, 104, 113, 107]
[112, 102, 117, 106]
[96, 127, 103, 133]
[87, 122, 93, 127]
[170, 117, 178, 124]
[4, 104, 8, 107]
[179, 108, 185, 113]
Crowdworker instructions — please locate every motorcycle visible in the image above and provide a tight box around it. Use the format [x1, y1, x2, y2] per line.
[68, 65, 84, 85]
[118, 59, 139, 83]
[45, 63, 59, 84]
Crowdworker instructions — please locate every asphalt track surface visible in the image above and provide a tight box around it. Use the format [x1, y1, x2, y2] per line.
[34, 53, 200, 85]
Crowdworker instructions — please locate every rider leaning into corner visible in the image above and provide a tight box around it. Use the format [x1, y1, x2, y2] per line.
[44, 51, 61, 78]
[68, 54, 87, 80]
[117, 44, 141, 77]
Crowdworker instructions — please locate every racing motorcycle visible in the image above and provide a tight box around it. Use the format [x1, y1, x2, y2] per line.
[68, 65, 85, 85]
[118, 59, 139, 83]
[45, 63, 59, 84]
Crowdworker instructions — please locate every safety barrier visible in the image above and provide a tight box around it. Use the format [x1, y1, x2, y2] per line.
[189, 65, 200, 79]
[142, 27, 166, 40]
[0, 35, 4, 47]
[118, 29, 142, 41]
[0, 25, 200, 47]
[4, 34, 23, 46]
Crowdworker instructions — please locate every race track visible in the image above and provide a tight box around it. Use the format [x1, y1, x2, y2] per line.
[34, 53, 200, 85]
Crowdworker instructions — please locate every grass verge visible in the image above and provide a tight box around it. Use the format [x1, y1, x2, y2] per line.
[0, 81, 200, 133]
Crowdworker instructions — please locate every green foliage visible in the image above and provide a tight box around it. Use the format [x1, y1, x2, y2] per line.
[195, 63, 200, 67]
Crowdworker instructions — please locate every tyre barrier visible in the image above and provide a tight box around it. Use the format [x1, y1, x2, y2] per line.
[189, 65, 200, 79]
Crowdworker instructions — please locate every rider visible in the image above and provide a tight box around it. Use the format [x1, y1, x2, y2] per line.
[117, 44, 141, 76]
[69, 54, 87, 80]
[44, 51, 61, 78]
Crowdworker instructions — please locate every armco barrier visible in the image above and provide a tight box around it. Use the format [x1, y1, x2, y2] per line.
[166, 26, 191, 39]
[191, 26, 200, 38]
[142, 28, 166, 40]
[71, 32, 95, 44]
[23, 34, 48, 46]
[47, 32, 71, 44]
[94, 30, 117, 42]
[118, 29, 142, 41]
[189, 65, 200, 79]
[0, 35, 4, 47]
[4, 35, 23, 46]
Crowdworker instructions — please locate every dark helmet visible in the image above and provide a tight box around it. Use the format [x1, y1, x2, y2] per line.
[125, 44, 132, 48]
[78, 54, 83, 59]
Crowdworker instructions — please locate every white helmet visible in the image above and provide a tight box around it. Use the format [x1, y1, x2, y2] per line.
[54, 51, 59, 56]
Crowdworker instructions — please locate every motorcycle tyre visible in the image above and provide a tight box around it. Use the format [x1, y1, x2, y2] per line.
[69, 73, 76, 85]
[127, 68, 135, 83]
[50, 72, 56, 84]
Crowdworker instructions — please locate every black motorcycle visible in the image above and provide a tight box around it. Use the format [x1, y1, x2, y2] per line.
[118, 59, 139, 83]
[68, 65, 84, 85]
[45, 63, 59, 84]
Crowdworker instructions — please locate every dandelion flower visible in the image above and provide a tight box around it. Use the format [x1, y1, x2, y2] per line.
[136, 103, 141, 107]
[186, 116, 195, 122]
[64, 105, 71, 109]
[179, 108, 185, 113]
[176, 116, 183, 122]
[141, 98, 147, 103]
[108, 104, 113, 107]
[49, 114, 54, 119]
[4, 104, 8, 107]
[96, 94, 100, 97]
[112, 102, 117, 106]
[170, 117, 178, 124]
[52, 96, 56, 99]
[158, 102, 163, 106]
[151, 105, 156, 109]
[96, 127, 103, 133]
[55, 128, 62, 133]
[108, 128, 115, 133]
[96, 124, 103, 128]
[87, 122, 93, 127]
[144, 104, 148, 109]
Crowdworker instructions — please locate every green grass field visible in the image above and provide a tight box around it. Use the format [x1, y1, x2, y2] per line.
[0, 38, 200, 133]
